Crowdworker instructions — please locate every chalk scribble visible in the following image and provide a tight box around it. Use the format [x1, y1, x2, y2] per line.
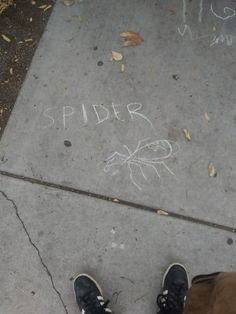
[104, 139, 178, 190]
[210, 3, 235, 21]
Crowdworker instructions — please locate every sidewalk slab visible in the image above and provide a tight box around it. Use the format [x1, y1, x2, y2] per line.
[0, 175, 236, 314]
[0, 0, 236, 227]
[0, 186, 64, 314]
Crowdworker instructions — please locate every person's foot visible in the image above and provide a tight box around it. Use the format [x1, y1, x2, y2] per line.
[157, 263, 189, 314]
[73, 274, 113, 314]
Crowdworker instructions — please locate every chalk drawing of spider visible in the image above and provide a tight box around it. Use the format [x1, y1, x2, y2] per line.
[104, 138, 178, 190]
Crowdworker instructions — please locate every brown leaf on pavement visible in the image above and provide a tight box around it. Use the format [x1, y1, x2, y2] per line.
[157, 209, 169, 216]
[38, 4, 47, 9]
[110, 50, 123, 61]
[182, 128, 191, 141]
[208, 162, 217, 177]
[0, 0, 14, 14]
[204, 112, 210, 121]
[120, 31, 144, 47]
[1, 34, 11, 42]
[63, 0, 74, 6]
[43, 4, 52, 12]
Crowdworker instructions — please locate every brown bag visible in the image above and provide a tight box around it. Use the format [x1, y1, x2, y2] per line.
[184, 272, 236, 314]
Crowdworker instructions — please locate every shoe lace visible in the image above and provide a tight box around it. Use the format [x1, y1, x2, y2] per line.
[157, 283, 185, 314]
[81, 291, 111, 314]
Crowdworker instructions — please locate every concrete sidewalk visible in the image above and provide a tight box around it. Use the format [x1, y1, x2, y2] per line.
[1, 176, 235, 314]
[0, 0, 236, 313]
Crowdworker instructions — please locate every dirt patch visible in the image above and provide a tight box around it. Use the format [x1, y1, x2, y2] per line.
[0, 0, 55, 138]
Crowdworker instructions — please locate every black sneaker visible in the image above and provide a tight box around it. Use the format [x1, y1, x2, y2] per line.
[73, 274, 113, 314]
[157, 263, 189, 314]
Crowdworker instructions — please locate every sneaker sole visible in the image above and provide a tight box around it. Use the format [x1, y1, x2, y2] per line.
[162, 262, 190, 289]
[73, 273, 103, 297]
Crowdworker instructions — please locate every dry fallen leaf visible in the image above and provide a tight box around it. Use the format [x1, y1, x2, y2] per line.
[43, 4, 52, 12]
[182, 128, 191, 141]
[121, 63, 125, 72]
[63, 0, 74, 6]
[25, 38, 33, 42]
[0, 0, 14, 14]
[9, 68, 13, 75]
[1, 34, 11, 42]
[208, 162, 217, 177]
[113, 198, 120, 203]
[157, 209, 169, 216]
[110, 50, 123, 61]
[120, 31, 144, 47]
[38, 4, 47, 9]
[204, 112, 210, 121]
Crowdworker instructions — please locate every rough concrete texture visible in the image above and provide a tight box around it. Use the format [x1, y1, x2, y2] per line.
[0, 0, 236, 226]
[0, 176, 236, 314]
[0, 0, 236, 313]
[0, 187, 65, 314]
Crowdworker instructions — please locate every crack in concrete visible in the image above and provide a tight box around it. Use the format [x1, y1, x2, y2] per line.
[0, 169, 236, 234]
[0, 190, 69, 314]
